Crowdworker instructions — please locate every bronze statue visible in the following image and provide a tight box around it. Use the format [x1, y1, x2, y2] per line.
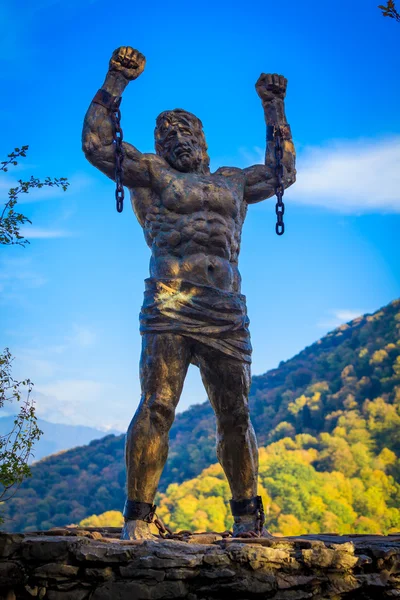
[82, 47, 296, 540]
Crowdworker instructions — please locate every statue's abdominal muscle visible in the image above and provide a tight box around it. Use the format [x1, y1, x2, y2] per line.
[133, 171, 246, 292]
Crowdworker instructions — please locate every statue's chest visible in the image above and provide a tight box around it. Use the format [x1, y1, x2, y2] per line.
[160, 174, 241, 219]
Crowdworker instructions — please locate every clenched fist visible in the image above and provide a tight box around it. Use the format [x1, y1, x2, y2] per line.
[256, 73, 287, 103]
[109, 46, 146, 81]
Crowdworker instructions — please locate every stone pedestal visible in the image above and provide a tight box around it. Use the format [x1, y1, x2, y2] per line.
[1, 528, 399, 599]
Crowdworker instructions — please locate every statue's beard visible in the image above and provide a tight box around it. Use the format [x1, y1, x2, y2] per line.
[168, 149, 201, 173]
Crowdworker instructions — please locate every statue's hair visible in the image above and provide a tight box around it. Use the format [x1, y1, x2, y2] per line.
[154, 109, 210, 173]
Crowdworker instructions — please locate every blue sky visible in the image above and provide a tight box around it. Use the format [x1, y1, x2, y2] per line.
[1, 0, 399, 432]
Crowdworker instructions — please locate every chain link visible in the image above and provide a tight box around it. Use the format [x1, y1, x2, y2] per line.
[256, 503, 266, 536]
[153, 515, 202, 541]
[273, 127, 285, 235]
[152, 510, 265, 541]
[111, 101, 124, 213]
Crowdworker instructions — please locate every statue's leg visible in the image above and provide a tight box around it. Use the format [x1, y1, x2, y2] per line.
[196, 347, 271, 536]
[122, 333, 191, 540]
[196, 348, 256, 498]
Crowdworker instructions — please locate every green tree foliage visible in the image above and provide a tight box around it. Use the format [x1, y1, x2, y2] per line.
[1, 299, 400, 533]
[156, 429, 400, 535]
[0, 146, 69, 525]
[0, 349, 42, 513]
[84, 430, 400, 536]
[79, 510, 124, 528]
[1, 146, 69, 246]
[379, 1, 400, 22]
[1, 435, 125, 531]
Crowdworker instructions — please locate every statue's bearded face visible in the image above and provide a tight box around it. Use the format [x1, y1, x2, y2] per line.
[155, 112, 208, 173]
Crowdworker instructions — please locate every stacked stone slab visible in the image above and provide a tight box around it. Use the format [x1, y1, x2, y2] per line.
[0, 529, 399, 599]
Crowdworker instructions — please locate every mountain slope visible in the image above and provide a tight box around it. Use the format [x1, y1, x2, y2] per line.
[1, 298, 399, 532]
[165, 296, 400, 484]
[0, 417, 121, 464]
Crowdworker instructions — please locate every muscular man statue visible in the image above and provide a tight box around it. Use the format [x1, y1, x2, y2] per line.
[82, 47, 296, 540]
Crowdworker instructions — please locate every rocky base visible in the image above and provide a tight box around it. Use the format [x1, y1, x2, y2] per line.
[0, 528, 399, 599]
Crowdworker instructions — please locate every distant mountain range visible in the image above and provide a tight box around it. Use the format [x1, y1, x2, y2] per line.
[0, 416, 121, 463]
[1, 298, 399, 533]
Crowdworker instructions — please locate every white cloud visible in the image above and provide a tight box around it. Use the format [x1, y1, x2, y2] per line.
[68, 325, 97, 348]
[239, 136, 400, 213]
[293, 137, 400, 212]
[21, 356, 58, 379]
[5, 340, 131, 432]
[37, 379, 104, 406]
[19, 227, 73, 239]
[34, 380, 128, 432]
[333, 310, 364, 322]
[7, 325, 98, 379]
[238, 146, 265, 166]
[9, 348, 61, 380]
[317, 308, 367, 329]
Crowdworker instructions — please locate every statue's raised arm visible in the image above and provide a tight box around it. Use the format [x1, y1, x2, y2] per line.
[82, 47, 161, 190]
[243, 73, 296, 204]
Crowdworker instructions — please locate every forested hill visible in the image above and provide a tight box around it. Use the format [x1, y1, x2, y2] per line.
[0, 417, 120, 464]
[166, 296, 400, 483]
[2, 298, 400, 533]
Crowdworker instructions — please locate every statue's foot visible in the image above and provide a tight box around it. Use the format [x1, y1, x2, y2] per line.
[232, 515, 274, 539]
[120, 519, 159, 540]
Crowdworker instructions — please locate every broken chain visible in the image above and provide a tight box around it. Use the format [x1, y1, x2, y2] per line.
[111, 98, 125, 213]
[273, 126, 285, 236]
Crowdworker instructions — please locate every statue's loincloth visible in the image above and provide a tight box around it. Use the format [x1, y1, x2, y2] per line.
[139, 278, 252, 363]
